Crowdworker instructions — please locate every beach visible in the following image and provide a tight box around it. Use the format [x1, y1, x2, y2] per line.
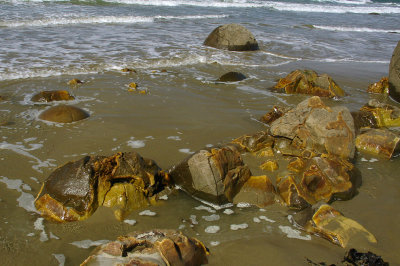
[1, 0, 400, 265]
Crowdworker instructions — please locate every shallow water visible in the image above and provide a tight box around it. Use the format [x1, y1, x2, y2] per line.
[1, 0, 400, 265]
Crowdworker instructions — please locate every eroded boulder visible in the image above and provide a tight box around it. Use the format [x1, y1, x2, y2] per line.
[389, 41, 400, 103]
[204, 24, 259, 51]
[35, 152, 168, 222]
[233, 175, 276, 207]
[293, 204, 377, 248]
[31, 90, 75, 102]
[355, 128, 400, 159]
[38, 105, 89, 123]
[168, 145, 251, 204]
[270, 96, 355, 159]
[271, 69, 345, 98]
[81, 230, 209, 266]
[360, 99, 400, 127]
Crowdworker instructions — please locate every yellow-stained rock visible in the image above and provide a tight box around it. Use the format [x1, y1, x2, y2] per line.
[67, 78, 83, 86]
[31, 90, 75, 102]
[256, 147, 275, 157]
[121, 68, 137, 73]
[367, 77, 389, 94]
[233, 175, 276, 207]
[231, 131, 274, 153]
[260, 105, 290, 125]
[360, 99, 400, 127]
[260, 160, 279, 172]
[355, 128, 400, 159]
[129, 82, 137, 89]
[287, 157, 306, 173]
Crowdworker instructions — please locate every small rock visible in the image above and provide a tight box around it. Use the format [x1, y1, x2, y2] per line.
[121, 68, 137, 73]
[67, 78, 83, 86]
[367, 77, 389, 94]
[360, 99, 400, 127]
[343, 248, 389, 266]
[217, 72, 246, 82]
[260, 105, 291, 125]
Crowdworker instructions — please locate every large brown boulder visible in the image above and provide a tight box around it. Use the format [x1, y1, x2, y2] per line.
[271, 69, 345, 98]
[168, 145, 251, 204]
[389, 41, 400, 103]
[35, 152, 168, 222]
[81, 230, 209, 266]
[31, 90, 75, 102]
[270, 96, 355, 159]
[204, 24, 259, 51]
[38, 105, 89, 123]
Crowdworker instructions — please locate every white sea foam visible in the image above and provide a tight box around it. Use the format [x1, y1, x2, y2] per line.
[0, 176, 38, 213]
[159, 194, 168, 200]
[236, 202, 252, 208]
[139, 210, 157, 216]
[205, 225, 220, 234]
[230, 223, 248, 230]
[210, 241, 220, 246]
[313, 25, 400, 33]
[167, 136, 181, 141]
[70, 239, 109, 249]
[190, 214, 199, 225]
[52, 254, 65, 266]
[127, 138, 146, 148]
[195, 205, 217, 213]
[202, 214, 220, 222]
[223, 209, 234, 215]
[179, 148, 194, 154]
[124, 219, 137, 225]
[34, 217, 49, 242]
[279, 225, 312, 241]
[259, 215, 275, 223]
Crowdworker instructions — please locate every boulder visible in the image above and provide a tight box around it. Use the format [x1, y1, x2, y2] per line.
[168, 145, 251, 204]
[35, 152, 168, 222]
[81, 230, 209, 266]
[233, 175, 276, 207]
[271, 69, 345, 98]
[217, 72, 246, 82]
[259, 105, 291, 125]
[344, 248, 389, 266]
[38, 105, 89, 123]
[204, 24, 259, 51]
[389, 41, 400, 102]
[293, 204, 377, 248]
[359, 99, 400, 127]
[270, 96, 355, 159]
[367, 77, 389, 94]
[355, 128, 400, 159]
[277, 155, 356, 210]
[31, 90, 75, 102]
[231, 131, 274, 153]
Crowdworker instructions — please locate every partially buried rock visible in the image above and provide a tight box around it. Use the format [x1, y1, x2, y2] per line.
[168, 145, 252, 204]
[233, 175, 276, 207]
[271, 69, 345, 98]
[31, 90, 75, 102]
[388, 40, 400, 103]
[38, 105, 89, 123]
[81, 229, 209, 266]
[344, 248, 389, 266]
[270, 96, 355, 159]
[355, 128, 400, 159]
[35, 152, 168, 222]
[204, 24, 259, 51]
[367, 77, 389, 94]
[293, 204, 377, 248]
[217, 72, 246, 82]
[67, 78, 83, 86]
[360, 99, 400, 127]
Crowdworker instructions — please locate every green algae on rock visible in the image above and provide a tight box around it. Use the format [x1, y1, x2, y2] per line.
[38, 105, 89, 123]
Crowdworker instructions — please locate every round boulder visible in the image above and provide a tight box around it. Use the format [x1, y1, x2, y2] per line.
[38, 105, 89, 123]
[389, 41, 400, 103]
[204, 24, 259, 51]
[217, 72, 247, 82]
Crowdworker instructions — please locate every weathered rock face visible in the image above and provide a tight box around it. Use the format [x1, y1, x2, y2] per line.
[360, 99, 400, 127]
[81, 230, 209, 266]
[31, 90, 75, 102]
[233, 175, 276, 207]
[277, 155, 356, 210]
[168, 145, 251, 204]
[204, 24, 259, 51]
[389, 41, 400, 103]
[217, 72, 247, 82]
[270, 96, 355, 159]
[293, 204, 377, 248]
[38, 105, 89, 123]
[35, 152, 168, 222]
[355, 128, 400, 159]
[367, 77, 389, 94]
[271, 70, 345, 98]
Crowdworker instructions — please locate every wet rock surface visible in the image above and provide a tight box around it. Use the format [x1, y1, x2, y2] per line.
[204, 24, 259, 51]
[271, 69, 345, 98]
[359, 99, 400, 127]
[233, 175, 276, 207]
[35, 152, 168, 222]
[38, 105, 89, 123]
[343, 248, 389, 266]
[31, 90, 75, 102]
[367, 77, 389, 94]
[81, 229, 209, 266]
[355, 128, 400, 159]
[389, 40, 400, 103]
[217, 72, 247, 82]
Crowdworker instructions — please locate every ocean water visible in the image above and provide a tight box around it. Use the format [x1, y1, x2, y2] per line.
[1, 0, 400, 265]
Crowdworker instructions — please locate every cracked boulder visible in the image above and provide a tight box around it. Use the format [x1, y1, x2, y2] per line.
[270, 96, 355, 159]
[35, 152, 168, 222]
[204, 24, 259, 51]
[168, 145, 252, 204]
[81, 229, 209, 266]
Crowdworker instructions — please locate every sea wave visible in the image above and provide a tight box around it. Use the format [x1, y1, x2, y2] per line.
[0, 14, 228, 28]
[313, 25, 400, 33]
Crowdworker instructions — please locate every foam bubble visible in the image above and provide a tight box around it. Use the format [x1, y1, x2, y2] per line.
[202, 214, 220, 222]
[124, 219, 137, 225]
[195, 205, 217, 213]
[52, 254, 65, 266]
[279, 226, 311, 240]
[259, 215, 275, 223]
[190, 215, 198, 225]
[178, 148, 194, 154]
[34, 217, 49, 242]
[230, 223, 248, 230]
[167, 136, 181, 141]
[236, 202, 251, 208]
[159, 195, 168, 200]
[253, 217, 261, 223]
[205, 225, 220, 234]
[139, 210, 157, 216]
[127, 139, 146, 148]
[210, 241, 220, 246]
[70, 239, 109, 249]
[223, 209, 234, 215]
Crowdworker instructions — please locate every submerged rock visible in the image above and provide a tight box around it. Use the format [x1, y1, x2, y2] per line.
[360, 99, 400, 127]
[293, 204, 377, 248]
[204, 24, 259, 51]
[277, 155, 356, 210]
[233, 175, 276, 207]
[35, 152, 168, 222]
[355, 128, 400, 159]
[38, 105, 89, 123]
[81, 229, 209, 266]
[389, 41, 400, 103]
[270, 96, 355, 159]
[217, 72, 247, 82]
[367, 77, 389, 94]
[31, 90, 75, 103]
[344, 248, 389, 266]
[168, 145, 251, 204]
[67, 78, 83, 86]
[271, 69, 345, 98]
